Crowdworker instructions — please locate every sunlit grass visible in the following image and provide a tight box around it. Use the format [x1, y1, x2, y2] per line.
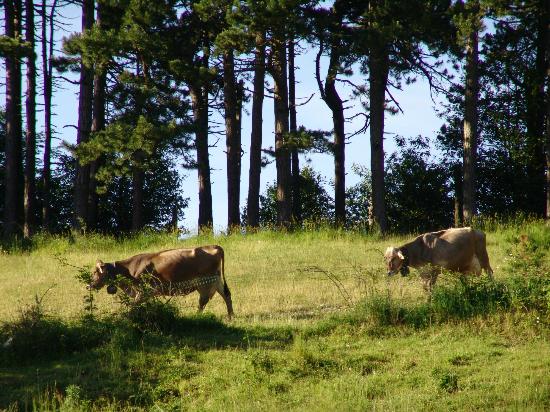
[0, 220, 548, 410]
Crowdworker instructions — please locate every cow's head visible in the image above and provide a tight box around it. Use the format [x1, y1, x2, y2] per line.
[88, 260, 117, 294]
[384, 247, 407, 276]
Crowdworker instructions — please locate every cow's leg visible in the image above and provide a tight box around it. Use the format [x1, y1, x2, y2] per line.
[215, 278, 234, 319]
[197, 284, 216, 313]
[198, 291, 210, 313]
[475, 234, 494, 279]
[420, 267, 438, 295]
[477, 250, 493, 279]
[467, 256, 482, 276]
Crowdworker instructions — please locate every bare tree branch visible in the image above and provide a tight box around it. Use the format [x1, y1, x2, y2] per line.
[385, 86, 404, 114]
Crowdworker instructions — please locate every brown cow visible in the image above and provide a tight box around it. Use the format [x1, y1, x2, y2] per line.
[89, 245, 234, 318]
[384, 227, 493, 292]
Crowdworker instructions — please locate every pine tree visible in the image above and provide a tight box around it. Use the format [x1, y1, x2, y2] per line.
[24, 0, 37, 237]
[2, 0, 25, 239]
[458, 0, 481, 225]
[40, 0, 58, 231]
[314, 0, 350, 226]
[246, 31, 266, 228]
[73, 0, 94, 231]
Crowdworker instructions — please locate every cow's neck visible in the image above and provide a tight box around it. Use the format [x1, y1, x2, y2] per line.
[112, 261, 134, 280]
[398, 246, 410, 275]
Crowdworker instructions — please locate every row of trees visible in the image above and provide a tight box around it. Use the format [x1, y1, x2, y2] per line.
[1, 0, 549, 238]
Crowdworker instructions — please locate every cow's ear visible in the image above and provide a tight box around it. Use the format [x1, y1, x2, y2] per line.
[397, 251, 405, 260]
[96, 260, 105, 274]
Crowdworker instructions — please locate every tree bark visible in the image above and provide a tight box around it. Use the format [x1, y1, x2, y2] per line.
[246, 32, 266, 228]
[323, 38, 346, 226]
[524, 0, 548, 217]
[3, 0, 24, 239]
[544, 0, 550, 220]
[453, 164, 463, 227]
[190, 82, 213, 230]
[462, 13, 479, 225]
[40, 0, 56, 231]
[88, 71, 106, 230]
[369, 42, 389, 233]
[73, 0, 94, 231]
[224, 49, 241, 229]
[272, 37, 292, 226]
[88, 3, 106, 230]
[288, 38, 301, 224]
[24, 0, 36, 238]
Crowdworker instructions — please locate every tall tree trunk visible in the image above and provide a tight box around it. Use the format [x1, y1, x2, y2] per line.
[191, 83, 213, 230]
[544, 0, 550, 220]
[462, 13, 479, 225]
[88, 3, 105, 230]
[24, 0, 36, 238]
[88, 71, 106, 230]
[324, 40, 346, 226]
[369, 42, 389, 233]
[131, 167, 144, 232]
[453, 164, 463, 227]
[524, 0, 548, 217]
[3, 0, 24, 239]
[224, 49, 241, 229]
[73, 0, 94, 231]
[288, 38, 301, 224]
[41, 0, 56, 231]
[272, 37, 291, 226]
[246, 32, 266, 228]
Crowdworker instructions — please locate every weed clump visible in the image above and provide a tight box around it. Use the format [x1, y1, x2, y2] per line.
[0, 290, 108, 366]
[433, 368, 460, 393]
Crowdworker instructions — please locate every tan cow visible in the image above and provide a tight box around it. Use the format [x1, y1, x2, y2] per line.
[89, 245, 234, 318]
[384, 227, 493, 291]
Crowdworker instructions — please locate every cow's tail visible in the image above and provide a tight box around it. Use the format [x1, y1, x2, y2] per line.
[220, 248, 231, 297]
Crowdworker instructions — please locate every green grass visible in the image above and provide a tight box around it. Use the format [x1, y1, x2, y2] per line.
[0, 221, 549, 410]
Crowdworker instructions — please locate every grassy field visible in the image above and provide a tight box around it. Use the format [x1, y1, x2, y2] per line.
[0, 222, 549, 410]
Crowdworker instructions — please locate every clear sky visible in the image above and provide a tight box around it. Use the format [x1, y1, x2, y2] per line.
[1, 4, 446, 233]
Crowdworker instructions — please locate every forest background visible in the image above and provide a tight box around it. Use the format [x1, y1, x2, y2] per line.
[1, 0, 549, 238]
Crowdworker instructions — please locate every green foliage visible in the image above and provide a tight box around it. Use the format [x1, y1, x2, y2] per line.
[385, 135, 454, 232]
[252, 166, 334, 226]
[0, 36, 33, 58]
[438, 0, 549, 218]
[346, 164, 372, 229]
[75, 117, 177, 191]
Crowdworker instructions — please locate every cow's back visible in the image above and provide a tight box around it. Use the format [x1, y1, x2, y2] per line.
[151, 245, 223, 282]
[422, 228, 476, 271]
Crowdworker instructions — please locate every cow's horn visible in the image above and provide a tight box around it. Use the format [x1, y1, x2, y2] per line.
[96, 260, 104, 274]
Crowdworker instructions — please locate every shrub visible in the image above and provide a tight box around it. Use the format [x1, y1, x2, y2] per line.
[0, 292, 107, 365]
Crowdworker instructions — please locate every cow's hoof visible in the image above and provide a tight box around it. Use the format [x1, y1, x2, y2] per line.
[107, 284, 117, 294]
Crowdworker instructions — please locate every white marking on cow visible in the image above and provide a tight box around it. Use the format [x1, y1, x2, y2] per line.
[164, 274, 220, 296]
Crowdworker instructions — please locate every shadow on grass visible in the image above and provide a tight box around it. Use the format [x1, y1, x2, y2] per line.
[0, 308, 294, 409]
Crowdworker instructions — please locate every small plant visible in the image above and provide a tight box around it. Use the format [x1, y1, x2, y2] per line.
[55, 255, 97, 317]
[0, 287, 65, 364]
[62, 384, 90, 411]
[433, 368, 459, 393]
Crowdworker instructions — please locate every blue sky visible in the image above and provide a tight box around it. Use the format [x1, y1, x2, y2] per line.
[1, 4, 447, 232]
